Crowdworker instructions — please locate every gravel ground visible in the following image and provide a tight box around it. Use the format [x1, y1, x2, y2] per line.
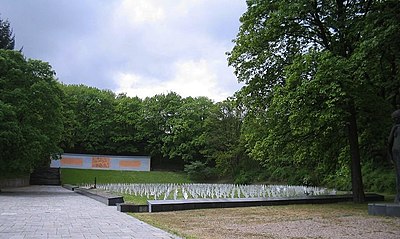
[232, 216, 400, 239]
[133, 203, 400, 239]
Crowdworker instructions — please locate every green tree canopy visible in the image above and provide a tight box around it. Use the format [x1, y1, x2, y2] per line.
[0, 50, 63, 173]
[228, 0, 400, 202]
[0, 16, 15, 50]
[59, 84, 116, 154]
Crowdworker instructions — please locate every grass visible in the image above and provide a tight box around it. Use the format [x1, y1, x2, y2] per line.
[131, 201, 400, 239]
[120, 194, 150, 205]
[60, 168, 191, 185]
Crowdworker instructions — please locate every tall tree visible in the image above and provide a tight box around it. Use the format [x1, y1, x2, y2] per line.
[111, 93, 145, 154]
[0, 50, 63, 173]
[229, 0, 399, 202]
[203, 98, 246, 176]
[141, 92, 184, 168]
[162, 96, 214, 164]
[0, 17, 15, 50]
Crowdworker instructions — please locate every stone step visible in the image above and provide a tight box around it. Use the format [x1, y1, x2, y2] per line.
[74, 188, 124, 206]
[30, 167, 61, 185]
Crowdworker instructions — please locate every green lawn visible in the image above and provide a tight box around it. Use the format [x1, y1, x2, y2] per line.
[60, 168, 191, 185]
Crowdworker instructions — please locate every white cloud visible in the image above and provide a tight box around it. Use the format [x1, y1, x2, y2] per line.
[115, 0, 166, 26]
[170, 59, 219, 98]
[0, 0, 247, 100]
[114, 59, 233, 102]
[104, 0, 245, 101]
[108, 0, 245, 102]
[114, 72, 161, 99]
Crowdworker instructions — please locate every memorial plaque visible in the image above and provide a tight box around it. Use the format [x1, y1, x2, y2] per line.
[92, 157, 110, 168]
[61, 157, 83, 166]
[119, 160, 141, 168]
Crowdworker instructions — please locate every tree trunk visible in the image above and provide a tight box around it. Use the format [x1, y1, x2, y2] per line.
[347, 102, 365, 203]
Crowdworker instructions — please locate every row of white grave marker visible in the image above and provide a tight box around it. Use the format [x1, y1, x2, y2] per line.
[84, 183, 337, 200]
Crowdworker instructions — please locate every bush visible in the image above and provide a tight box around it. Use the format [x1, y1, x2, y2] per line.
[362, 161, 396, 193]
[322, 164, 352, 191]
[234, 170, 255, 184]
[184, 161, 217, 181]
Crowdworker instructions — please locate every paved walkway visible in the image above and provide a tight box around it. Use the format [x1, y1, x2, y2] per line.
[0, 186, 180, 239]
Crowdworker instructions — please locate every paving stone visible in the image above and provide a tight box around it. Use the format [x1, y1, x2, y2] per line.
[0, 185, 180, 238]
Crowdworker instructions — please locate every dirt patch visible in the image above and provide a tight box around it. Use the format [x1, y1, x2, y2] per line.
[132, 203, 400, 239]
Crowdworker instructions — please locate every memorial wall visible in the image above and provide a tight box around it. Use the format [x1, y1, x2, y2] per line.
[50, 153, 151, 171]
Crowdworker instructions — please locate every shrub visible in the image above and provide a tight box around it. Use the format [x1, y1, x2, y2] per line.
[184, 161, 216, 181]
[362, 161, 396, 193]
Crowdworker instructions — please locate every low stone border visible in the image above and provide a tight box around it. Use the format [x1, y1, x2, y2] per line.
[117, 203, 149, 213]
[74, 188, 124, 206]
[0, 176, 30, 188]
[368, 203, 400, 217]
[62, 184, 79, 191]
[146, 193, 384, 213]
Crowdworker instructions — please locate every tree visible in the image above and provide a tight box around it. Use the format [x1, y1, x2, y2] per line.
[0, 17, 15, 50]
[0, 50, 63, 173]
[228, 0, 400, 202]
[111, 93, 145, 155]
[140, 93, 183, 168]
[59, 84, 116, 155]
[203, 99, 246, 176]
[162, 96, 215, 164]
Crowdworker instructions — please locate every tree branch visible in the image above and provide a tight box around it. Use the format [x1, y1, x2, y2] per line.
[311, 0, 331, 50]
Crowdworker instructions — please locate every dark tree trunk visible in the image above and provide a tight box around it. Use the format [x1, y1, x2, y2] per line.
[347, 102, 365, 203]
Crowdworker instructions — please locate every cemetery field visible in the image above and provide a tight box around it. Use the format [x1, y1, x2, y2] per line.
[96, 183, 336, 205]
[132, 202, 400, 239]
[60, 168, 191, 185]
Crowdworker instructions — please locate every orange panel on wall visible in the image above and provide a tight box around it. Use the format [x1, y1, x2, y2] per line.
[92, 157, 110, 168]
[61, 157, 83, 166]
[119, 160, 142, 168]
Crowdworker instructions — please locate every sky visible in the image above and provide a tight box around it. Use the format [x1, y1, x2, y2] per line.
[0, 0, 247, 102]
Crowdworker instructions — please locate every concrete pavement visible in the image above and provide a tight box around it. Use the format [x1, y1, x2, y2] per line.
[0, 185, 181, 239]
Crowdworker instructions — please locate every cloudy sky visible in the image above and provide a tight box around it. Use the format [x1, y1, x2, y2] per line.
[0, 0, 247, 102]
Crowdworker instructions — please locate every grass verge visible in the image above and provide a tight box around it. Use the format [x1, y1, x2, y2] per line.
[60, 168, 190, 185]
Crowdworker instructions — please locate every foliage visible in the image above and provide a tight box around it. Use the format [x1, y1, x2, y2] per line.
[203, 99, 245, 174]
[184, 161, 217, 181]
[234, 170, 256, 185]
[228, 0, 400, 202]
[59, 89, 251, 174]
[0, 50, 63, 173]
[59, 84, 116, 154]
[111, 93, 145, 154]
[139, 92, 183, 168]
[0, 16, 15, 50]
[162, 96, 214, 164]
[362, 160, 396, 193]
